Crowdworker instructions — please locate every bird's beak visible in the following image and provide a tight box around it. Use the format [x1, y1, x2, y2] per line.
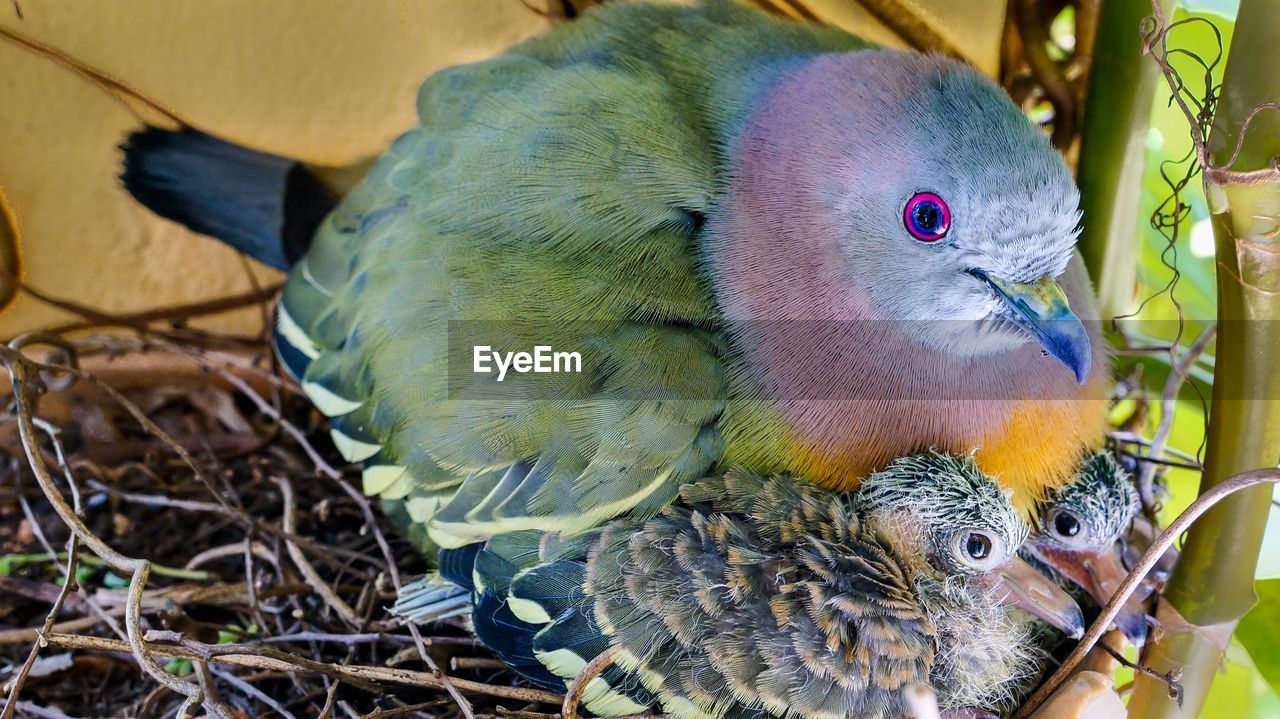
[984, 556, 1085, 639]
[1028, 543, 1149, 646]
[970, 270, 1092, 384]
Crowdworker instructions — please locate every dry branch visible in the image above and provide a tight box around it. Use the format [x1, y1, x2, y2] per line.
[35, 633, 566, 705]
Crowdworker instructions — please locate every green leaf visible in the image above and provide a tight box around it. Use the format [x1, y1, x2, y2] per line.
[74, 565, 96, 587]
[1237, 579, 1280, 695]
[102, 572, 129, 589]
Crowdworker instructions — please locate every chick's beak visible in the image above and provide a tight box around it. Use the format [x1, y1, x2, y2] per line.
[970, 271, 1091, 384]
[984, 556, 1085, 639]
[1031, 543, 1149, 646]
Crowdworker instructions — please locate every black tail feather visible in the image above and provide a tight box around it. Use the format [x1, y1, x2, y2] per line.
[120, 127, 336, 270]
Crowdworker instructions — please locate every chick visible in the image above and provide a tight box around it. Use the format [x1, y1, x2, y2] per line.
[1023, 450, 1151, 645]
[403, 453, 1081, 719]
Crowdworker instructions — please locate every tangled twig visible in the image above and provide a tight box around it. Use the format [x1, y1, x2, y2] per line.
[0, 24, 186, 126]
[1142, 2, 1280, 186]
[1134, 323, 1217, 511]
[34, 633, 566, 704]
[274, 475, 363, 627]
[0, 506, 79, 719]
[1012, 0, 1076, 149]
[0, 340, 230, 718]
[0, 329, 560, 715]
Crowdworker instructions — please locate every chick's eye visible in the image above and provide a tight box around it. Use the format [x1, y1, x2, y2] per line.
[1052, 511, 1082, 539]
[903, 192, 951, 242]
[965, 532, 992, 561]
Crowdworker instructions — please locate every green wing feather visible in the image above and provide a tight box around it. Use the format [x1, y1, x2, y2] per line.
[276, 1, 865, 547]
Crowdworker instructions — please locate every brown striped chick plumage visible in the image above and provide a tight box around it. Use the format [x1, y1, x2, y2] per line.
[453, 454, 1077, 719]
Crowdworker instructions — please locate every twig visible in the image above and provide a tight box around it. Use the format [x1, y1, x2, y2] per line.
[850, 0, 964, 60]
[1073, 0, 1101, 72]
[1136, 323, 1217, 509]
[207, 666, 301, 719]
[1097, 642, 1182, 698]
[14, 500, 116, 633]
[0, 520, 80, 718]
[0, 582, 309, 645]
[262, 633, 388, 645]
[37, 633, 566, 704]
[1110, 432, 1203, 465]
[320, 471, 472, 717]
[273, 476, 363, 628]
[450, 657, 509, 671]
[318, 678, 341, 719]
[214, 367, 343, 480]
[0, 616, 111, 646]
[0, 26, 186, 126]
[0, 341, 230, 719]
[562, 644, 622, 719]
[1142, 2, 1280, 186]
[362, 701, 452, 719]
[1015, 467, 1280, 718]
[16, 423, 123, 641]
[84, 479, 228, 515]
[9, 337, 247, 522]
[183, 541, 276, 570]
[1115, 450, 1203, 472]
[192, 660, 224, 712]
[178, 347, 459, 710]
[32, 284, 282, 335]
[1012, 0, 1077, 149]
[74, 421, 378, 572]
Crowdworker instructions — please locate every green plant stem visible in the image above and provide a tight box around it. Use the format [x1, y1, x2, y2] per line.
[1128, 1, 1280, 716]
[1077, 0, 1175, 318]
[0, 551, 211, 581]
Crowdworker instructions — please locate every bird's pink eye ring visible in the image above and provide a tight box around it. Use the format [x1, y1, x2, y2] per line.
[903, 192, 951, 242]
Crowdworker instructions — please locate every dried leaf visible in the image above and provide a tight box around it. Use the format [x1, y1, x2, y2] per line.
[25, 652, 74, 679]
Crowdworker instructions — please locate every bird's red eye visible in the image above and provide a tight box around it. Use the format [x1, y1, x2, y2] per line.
[903, 192, 951, 242]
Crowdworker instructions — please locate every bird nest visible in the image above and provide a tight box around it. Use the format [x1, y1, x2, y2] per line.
[0, 294, 1237, 719]
[0, 320, 571, 719]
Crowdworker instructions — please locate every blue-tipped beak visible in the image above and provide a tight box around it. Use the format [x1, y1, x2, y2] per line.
[1028, 542, 1150, 646]
[971, 270, 1092, 384]
[985, 556, 1085, 639]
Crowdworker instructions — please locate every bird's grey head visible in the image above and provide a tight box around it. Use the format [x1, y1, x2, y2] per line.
[1035, 451, 1139, 552]
[856, 451, 1085, 638]
[856, 452, 1028, 577]
[1023, 450, 1148, 644]
[738, 50, 1091, 381]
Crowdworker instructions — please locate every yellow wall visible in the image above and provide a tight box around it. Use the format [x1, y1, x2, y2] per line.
[0, 0, 1001, 339]
[0, 1, 552, 337]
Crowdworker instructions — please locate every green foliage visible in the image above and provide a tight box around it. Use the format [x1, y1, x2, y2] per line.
[162, 658, 194, 677]
[1202, 637, 1280, 717]
[101, 571, 129, 589]
[1132, 8, 1226, 331]
[1239, 580, 1280, 697]
[1123, 6, 1229, 522]
[1118, 3, 1280, 716]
